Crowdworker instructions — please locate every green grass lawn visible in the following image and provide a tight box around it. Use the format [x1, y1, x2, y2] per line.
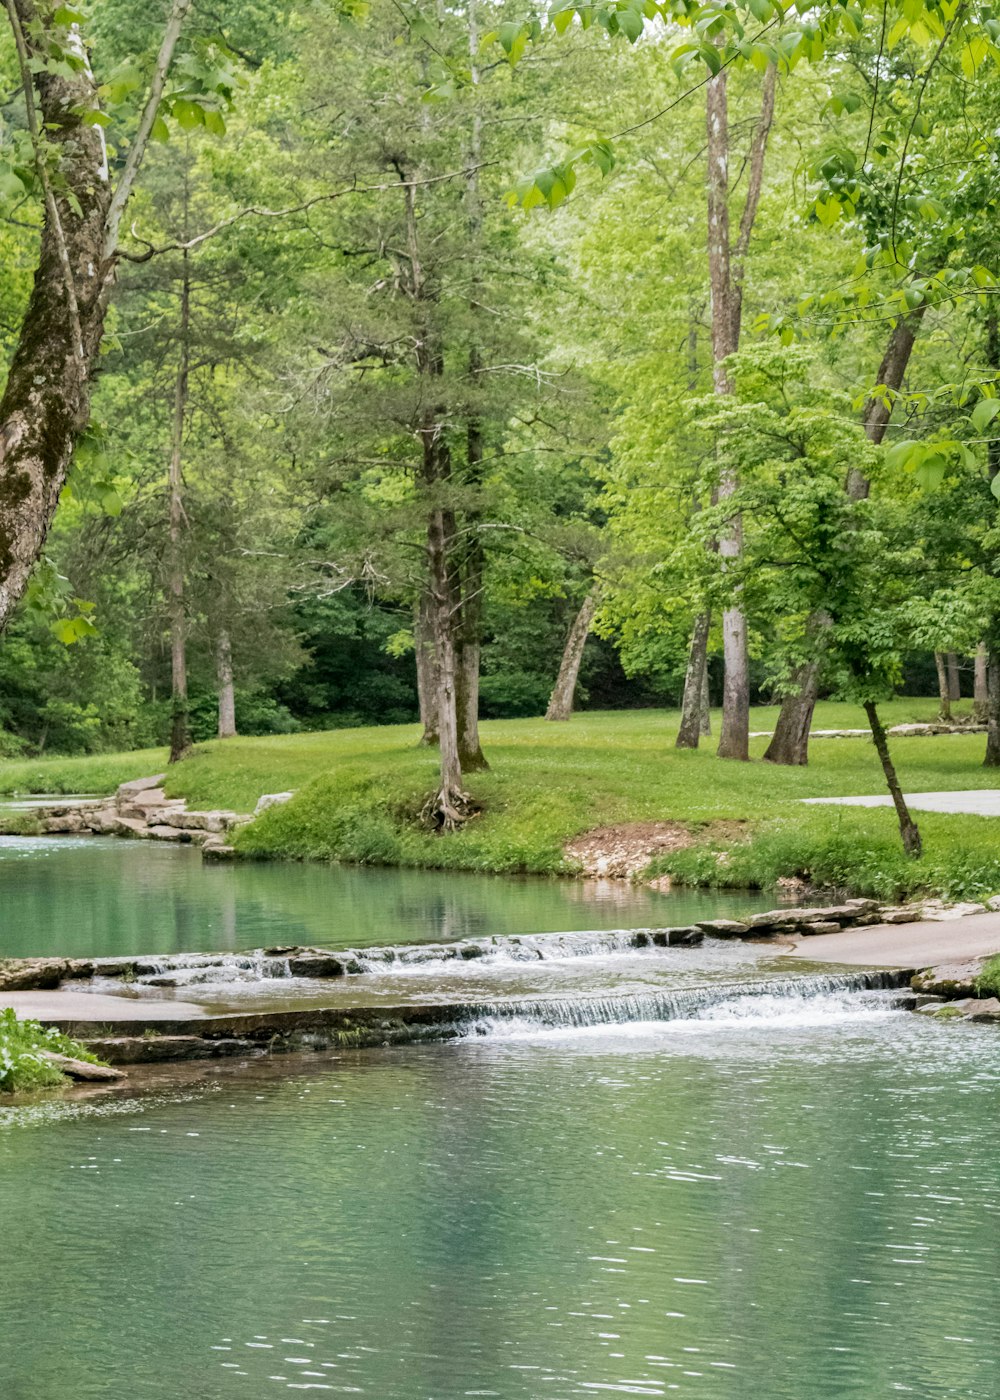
[1, 697, 998, 900]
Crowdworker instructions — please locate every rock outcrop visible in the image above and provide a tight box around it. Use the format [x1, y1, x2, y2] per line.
[17, 776, 253, 857]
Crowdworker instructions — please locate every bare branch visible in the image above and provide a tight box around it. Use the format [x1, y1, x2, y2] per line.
[733, 63, 776, 268]
[103, 0, 193, 260]
[118, 164, 497, 262]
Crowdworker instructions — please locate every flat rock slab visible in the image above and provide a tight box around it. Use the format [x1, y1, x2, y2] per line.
[791, 913, 1000, 968]
[2, 990, 209, 1022]
[802, 789, 1000, 817]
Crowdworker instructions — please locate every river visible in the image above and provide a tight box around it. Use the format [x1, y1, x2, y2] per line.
[1, 839, 998, 1398]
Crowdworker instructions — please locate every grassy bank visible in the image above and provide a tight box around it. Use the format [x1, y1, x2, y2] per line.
[1, 699, 998, 900]
[0, 1010, 99, 1093]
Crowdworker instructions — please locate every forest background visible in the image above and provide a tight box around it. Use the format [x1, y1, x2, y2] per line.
[0, 0, 997, 778]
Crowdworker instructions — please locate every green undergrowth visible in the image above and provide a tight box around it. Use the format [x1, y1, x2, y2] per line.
[648, 809, 1000, 904]
[975, 956, 1000, 998]
[0, 1009, 99, 1093]
[1, 700, 999, 898]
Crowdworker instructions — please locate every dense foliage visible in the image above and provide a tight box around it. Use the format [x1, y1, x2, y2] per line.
[0, 0, 996, 850]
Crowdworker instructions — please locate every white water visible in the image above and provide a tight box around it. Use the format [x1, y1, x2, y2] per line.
[468, 990, 904, 1042]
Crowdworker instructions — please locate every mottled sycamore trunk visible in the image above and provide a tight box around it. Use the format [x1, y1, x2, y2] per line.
[216, 629, 236, 739]
[699, 657, 711, 736]
[863, 700, 922, 858]
[766, 314, 924, 764]
[705, 65, 774, 761]
[545, 589, 598, 722]
[676, 612, 711, 749]
[934, 652, 952, 721]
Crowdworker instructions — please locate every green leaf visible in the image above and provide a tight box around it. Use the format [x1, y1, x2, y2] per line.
[914, 454, 946, 490]
[151, 113, 170, 142]
[172, 98, 205, 130]
[972, 398, 1000, 433]
[51, 615, 98, 646]
[617, 7, 644, 42]
[885, 439, 921, 470]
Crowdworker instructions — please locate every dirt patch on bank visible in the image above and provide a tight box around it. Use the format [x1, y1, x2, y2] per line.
[565, 820, 746, 880]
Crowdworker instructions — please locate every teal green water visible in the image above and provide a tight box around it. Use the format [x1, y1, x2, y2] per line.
[1, 1006, 998, 1398]
[0, 836, 785, 960]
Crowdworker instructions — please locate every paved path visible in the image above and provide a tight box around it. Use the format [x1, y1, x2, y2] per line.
[802, 789, 1000, 817]
[791, 913, 1000, 968]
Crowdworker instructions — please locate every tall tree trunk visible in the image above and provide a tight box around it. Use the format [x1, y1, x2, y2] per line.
[766, 313, 925, 764]
[706, 67, 748, 760]
[404, 171, 466, 824]
[425, 500, 465, 823]
[934, 652, 952, 721]
[947, 651, 961, 702]
[863, 700, 922, 858]
[706, 65, 775, 761]
[545, 588, 598, 722]
[676, 612, 711, 748]
[975, 642, 988, 722]
[453, 0, 488, 774]
[167, 246, 191, 765]
[699, 654, 711, 736]
[763, 656, 824, 765]
[985, 650, 1000, 767]
[0, 1, 189, 632]
[216, 629, 236, 739]
[415, 594, 439, 746]
[455, 446, 487, 768]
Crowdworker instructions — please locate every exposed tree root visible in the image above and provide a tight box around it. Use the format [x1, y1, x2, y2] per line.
[420, 787, 477, 832]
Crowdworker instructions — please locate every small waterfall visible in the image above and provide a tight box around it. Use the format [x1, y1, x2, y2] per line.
[100, 952, 293, 989]
[349, 927, 675, 973]
[456, 971, 911, 1039]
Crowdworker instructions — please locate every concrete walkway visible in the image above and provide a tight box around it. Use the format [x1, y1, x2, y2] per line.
[802, 789, 1000, 817]
[4, 990, 208, 1022]
[791, 913, 1000, 968]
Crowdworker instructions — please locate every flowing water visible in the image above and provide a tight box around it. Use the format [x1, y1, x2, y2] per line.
[2, 837, 998, 1396]
[0, 834, 790, 960]
[2, 1004, 999, 1399]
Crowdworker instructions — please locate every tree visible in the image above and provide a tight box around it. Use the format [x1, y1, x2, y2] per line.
[0, 0, 209, 631]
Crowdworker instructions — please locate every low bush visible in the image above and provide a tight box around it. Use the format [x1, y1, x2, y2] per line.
[0, 1009, 100, 1093]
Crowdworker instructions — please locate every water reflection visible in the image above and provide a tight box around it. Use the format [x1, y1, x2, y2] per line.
[0, 836, 785, 960]
[1, 1014, 998, 1398]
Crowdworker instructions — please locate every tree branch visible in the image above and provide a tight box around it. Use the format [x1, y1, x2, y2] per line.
[103, 0, 194, 260]
[119, 164, 497, 262]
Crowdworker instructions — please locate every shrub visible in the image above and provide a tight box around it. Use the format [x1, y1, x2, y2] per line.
[0, 1009, 100, 1093]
